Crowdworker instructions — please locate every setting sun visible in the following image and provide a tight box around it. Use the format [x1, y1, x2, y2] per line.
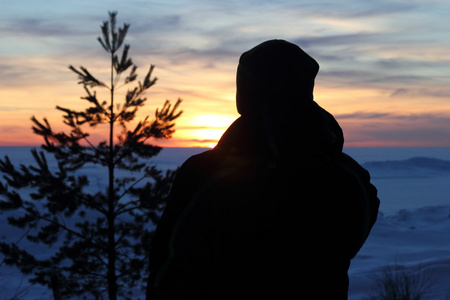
[181, 114, 237, 148]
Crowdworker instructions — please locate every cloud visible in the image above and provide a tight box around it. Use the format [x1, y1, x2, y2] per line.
[3, 18, 76, 37]
[390, 88, 450, 99]
[335, 112, 393, 119]
[156, 45, 239, 67]
[345, 1, 417, 18]
[289, 0, 417, 19]
[336, 111, 450, 146]
[177, 125, 227, 130]
[131, 14, 182, 33]
[350, 126, 450, 147]
[336, 111, 450, 121]
[294, 33, 378, 49]
[0, 106, 22, 112]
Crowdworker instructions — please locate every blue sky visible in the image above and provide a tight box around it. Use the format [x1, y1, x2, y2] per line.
[1, 0, 450, 146]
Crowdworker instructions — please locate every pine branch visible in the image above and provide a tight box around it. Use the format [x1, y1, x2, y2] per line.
[116, 256, 148, 279]
[113, 45, 133, 74]
[143, 99, 183, 139]
[117, 24, 129, 51]
[68, 66, 106, 88]
[98, 11, 129, 54]
[125, 65, 137, 84]
[37, 213, 106, 252]
[115, 174, 149, 213]
[115, 201, 142, 217]
[81, 86, 107, 112]
[0, 226, 33, 269]
[142, 65, 158, 90]
[31, 116, 52, 137]
[98, 20, 111, 52]
[110, 11, 118, 52]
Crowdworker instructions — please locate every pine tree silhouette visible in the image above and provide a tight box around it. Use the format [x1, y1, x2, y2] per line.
[0, 11, 182, 299]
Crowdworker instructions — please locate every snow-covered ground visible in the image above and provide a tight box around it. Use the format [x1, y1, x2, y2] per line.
[345, 148, 450, 299]
[1, 147, 450, 299]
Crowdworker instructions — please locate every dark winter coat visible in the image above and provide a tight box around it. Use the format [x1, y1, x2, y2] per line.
[146, 40, 379, 300]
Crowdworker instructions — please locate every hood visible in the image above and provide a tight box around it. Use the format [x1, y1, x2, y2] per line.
[236, 39, 319, 116]
[217, 40, 343, 165]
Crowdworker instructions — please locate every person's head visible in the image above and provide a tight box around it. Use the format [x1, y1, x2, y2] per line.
[236, 39, 319, 116]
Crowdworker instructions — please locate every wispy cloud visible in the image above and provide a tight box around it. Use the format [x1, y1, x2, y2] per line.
[390, 88, 450, 99]
[336, 111, 450, 121]
[1, 18, 83, 37]
[335, 112, 393, 120]
[336, 111, 450, 146]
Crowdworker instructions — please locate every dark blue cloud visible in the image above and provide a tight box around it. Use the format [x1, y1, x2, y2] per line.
[335, 112, 393, 119]
[356, 126, 450, 146]
[289, 0, 417, 19]
[1, 17, 90, 37]
[337, 111, 450, 146]
[294, 33, 378, 48]
[335, 111, 450, 122]
[130, 14, 182, 35]
[390, 88, 450, 98]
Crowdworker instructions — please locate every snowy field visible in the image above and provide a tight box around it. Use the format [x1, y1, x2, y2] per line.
[1, 147, 450, 299]
[345, 148, 450, 299]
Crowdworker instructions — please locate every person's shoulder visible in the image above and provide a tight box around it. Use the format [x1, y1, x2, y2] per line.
[182, 148, 220, 168]
[177, 148, 224, 180]
[338, 152, 370, 180]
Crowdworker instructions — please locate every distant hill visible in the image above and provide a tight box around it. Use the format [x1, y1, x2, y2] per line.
[363, 157, 450, 172]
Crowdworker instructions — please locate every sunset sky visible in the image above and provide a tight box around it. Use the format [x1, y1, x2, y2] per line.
[1, 0, 450, 148]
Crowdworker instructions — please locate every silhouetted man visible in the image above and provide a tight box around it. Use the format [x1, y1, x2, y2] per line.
[146, 40, 379, 299]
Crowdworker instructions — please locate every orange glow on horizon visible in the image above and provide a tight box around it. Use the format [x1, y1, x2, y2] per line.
[3, 85, 450, 148]
[2, 61, 450, 148]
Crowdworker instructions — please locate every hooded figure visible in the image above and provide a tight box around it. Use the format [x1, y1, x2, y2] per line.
[146, 40, 379, 300]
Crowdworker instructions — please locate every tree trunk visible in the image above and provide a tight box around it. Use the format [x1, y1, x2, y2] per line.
[51, 275, 62, 300]
[107, 208, 117, 300]
[107, 51, 118, 300]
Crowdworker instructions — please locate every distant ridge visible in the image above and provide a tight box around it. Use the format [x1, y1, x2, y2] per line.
[363, 157, 450, 172]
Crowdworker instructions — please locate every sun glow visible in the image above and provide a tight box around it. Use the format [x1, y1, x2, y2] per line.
[182, 114, 237, 148]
